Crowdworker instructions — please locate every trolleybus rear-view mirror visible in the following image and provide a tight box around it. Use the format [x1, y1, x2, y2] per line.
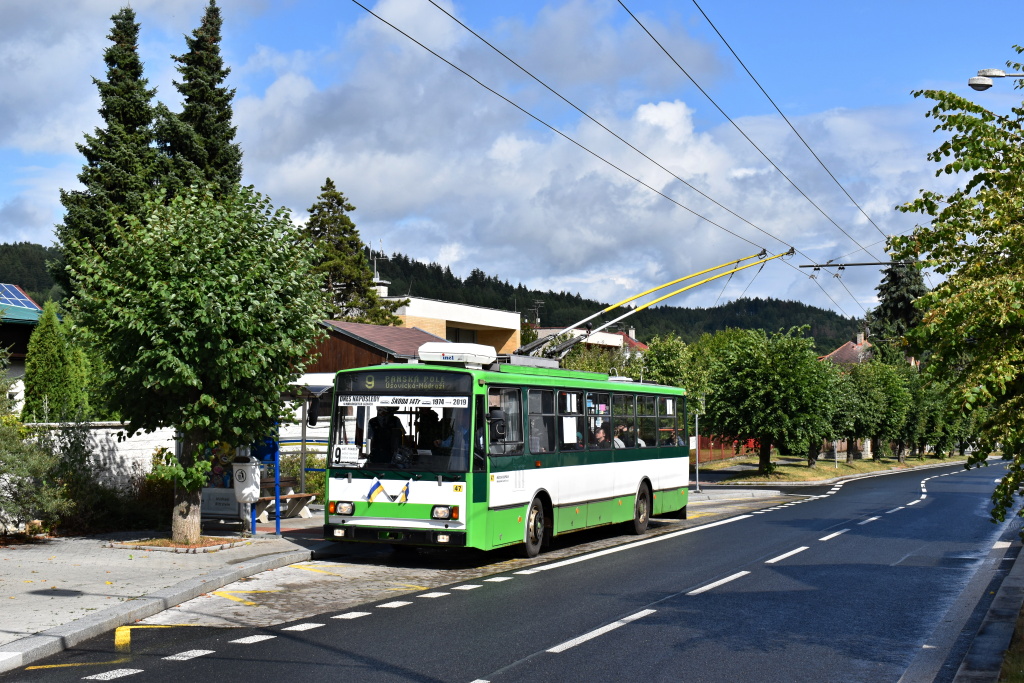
[487, 407, 506, 441]
[307, 396, 321, 426]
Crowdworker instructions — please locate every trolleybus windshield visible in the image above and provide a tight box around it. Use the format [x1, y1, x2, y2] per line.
[331, 394, 472, 473]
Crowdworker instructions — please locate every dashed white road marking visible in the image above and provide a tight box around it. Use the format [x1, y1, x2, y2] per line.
[907, 500, 920, 506]
[163, 650, 214, 661]
[332, 612, 371, 620]
[452, 584, 482, 590]
[819, 529, 850, 541]
[765, 547, 809, 564]
[282, 623, 324, 631]
[885, 507, 905, 514]
[83, 670, 144, 680]
[378, 600, 413, 607]
[418, 592, 450, 598]
[994, 541, 1012, 549]
[230, 635, 276, 644]
[484, 577, 513, 582]
[687, 571, 750, 596]
[858, 516, 881, 526]
[546, 609, 656, 653]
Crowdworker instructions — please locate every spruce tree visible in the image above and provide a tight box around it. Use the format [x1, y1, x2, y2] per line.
[55, 7, 157, 297]
[303, 178, 405, 325]
[868, 261, 928, 363]
[21, 302, 89, 422]
[155, 0, 242, 199]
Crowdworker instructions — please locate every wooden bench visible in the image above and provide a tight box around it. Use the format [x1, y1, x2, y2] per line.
[255, 476, 316, 522]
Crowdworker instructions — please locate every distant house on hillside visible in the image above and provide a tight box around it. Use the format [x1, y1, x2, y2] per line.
[0, 283, 42, 379]
[533, 325, 647, 357]
[819, 332, 872, 365]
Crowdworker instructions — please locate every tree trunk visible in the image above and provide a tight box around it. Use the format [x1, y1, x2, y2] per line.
[871, 436, 881, 461]
[896, 440, 906, 464]
[758, 438, 773, 473]
[171, 431, 204, 545]
[846, 438, 856, 464]
[807, 438, 820, 468]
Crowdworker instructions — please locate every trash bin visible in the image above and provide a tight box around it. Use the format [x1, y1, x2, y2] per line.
[232, 456, 260, 504]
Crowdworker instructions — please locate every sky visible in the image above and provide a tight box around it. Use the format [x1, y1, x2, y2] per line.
[2, 0, 1023, 320]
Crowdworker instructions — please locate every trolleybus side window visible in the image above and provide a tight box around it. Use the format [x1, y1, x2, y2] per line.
[558, 390, 585, 451]
[659, 396, 679, 445]
[612, 394, 636, 448]
[637, 395, 656, 448]
[528, 389, 556, 454]
[586, 392, 612, 449]
[488, 386, 523, 455]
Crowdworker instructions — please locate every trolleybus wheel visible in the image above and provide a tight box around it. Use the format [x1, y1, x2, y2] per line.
[631, 485, 651, 535]
[524, 497, 545, 558]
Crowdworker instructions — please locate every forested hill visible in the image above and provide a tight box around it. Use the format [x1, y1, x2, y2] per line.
[381, 253, 859, 353]
[1, 243, 860, 353]
[0, 242, 60, 304]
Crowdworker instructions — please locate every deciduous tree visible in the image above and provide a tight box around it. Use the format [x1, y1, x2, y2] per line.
[890, 46, 1024, 521]
[67, 185, 326, 544]
[703, 327, 838, 473]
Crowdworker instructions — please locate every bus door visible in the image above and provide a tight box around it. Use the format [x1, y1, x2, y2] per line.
[484, 386, 526, 509]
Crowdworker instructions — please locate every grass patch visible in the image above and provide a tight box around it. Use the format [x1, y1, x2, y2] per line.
[703, 453, 966, 483]
[1000, 601, 1024, 682]
[118, 536, 241, 549]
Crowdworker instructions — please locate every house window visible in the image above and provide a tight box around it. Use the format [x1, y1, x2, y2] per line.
[446, 327, 477, 344]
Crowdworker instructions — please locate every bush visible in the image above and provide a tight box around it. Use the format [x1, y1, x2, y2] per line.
[279, 452, 326, 500]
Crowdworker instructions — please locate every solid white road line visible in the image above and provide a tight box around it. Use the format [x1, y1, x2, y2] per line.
[765, 547, 809, 564]
[819, 529, 850, 541]
[524, 515, 754, 575]
[687, 571, 751, 596]
[546, 610, 656, 653]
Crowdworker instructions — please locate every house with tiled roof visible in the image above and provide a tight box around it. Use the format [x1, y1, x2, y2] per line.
[302, 320, 449, 374]
[819, 332, 873, 365]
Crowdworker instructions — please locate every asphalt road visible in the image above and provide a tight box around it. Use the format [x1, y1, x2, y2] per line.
[6, 462, 1017, 683]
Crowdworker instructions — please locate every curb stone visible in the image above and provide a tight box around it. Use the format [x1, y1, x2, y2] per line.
[106, 540, 253, 553]
[0, 548, 312, 674]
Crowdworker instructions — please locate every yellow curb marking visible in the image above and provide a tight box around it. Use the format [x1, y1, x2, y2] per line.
[26, 625, 194, 669]
[212, 590, 280, 606]
[388, 583, 428, 591]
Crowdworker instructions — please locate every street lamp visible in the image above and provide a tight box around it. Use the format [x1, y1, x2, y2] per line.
[969, 68, 1024, 91]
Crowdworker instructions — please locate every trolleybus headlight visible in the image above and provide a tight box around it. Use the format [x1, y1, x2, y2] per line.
[330, 501, 354, 515]
[431, 505, 459, 520]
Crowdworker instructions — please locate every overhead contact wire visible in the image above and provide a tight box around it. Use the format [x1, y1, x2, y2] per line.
[691, 0, 888, 239]
[617, 0, 883, 262]
[351, 0, 765, 252]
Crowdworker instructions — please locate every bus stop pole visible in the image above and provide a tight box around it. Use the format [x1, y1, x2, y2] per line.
[300, 398, 307, 494]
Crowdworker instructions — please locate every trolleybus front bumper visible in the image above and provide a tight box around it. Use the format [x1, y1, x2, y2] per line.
[324, 523, 467, 546]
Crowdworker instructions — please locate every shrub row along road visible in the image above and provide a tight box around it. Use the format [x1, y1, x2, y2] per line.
[6, 462, 1016, 682]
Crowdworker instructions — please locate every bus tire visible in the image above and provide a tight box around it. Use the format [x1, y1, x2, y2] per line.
[524, 497, 545, 558]
[631, 485, 651, 535]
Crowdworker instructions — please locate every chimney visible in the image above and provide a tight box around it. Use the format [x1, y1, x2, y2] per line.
[856, 332, 864, 345]
[628, 326, 636, 339]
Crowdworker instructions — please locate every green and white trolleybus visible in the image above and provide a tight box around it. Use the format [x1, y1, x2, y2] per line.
[323, 342, 688, 556]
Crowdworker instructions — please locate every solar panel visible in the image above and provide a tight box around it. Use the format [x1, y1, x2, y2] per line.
[0, 283, 42, 310]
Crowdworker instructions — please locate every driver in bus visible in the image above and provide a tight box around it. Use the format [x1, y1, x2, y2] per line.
[368, 407, 405, 462]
